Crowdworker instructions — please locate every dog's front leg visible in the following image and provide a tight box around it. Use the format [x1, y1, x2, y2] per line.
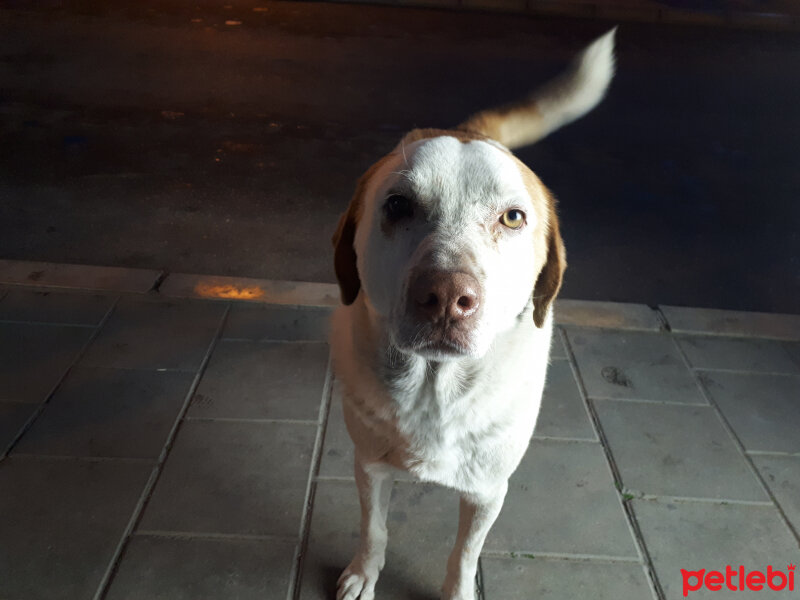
[337, 454, 393, 600]
[441, 482, 508, 600]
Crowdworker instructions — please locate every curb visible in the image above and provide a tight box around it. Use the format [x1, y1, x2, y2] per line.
[1, 259, 799, 339]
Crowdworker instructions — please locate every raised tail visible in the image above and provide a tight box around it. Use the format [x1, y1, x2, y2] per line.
[458, 28, 616, 150]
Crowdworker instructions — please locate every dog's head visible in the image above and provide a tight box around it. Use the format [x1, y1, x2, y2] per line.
[330, 29, 616, 361]
[333, 128, 565, 361]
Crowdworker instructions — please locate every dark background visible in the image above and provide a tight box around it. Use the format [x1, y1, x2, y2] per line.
[1, 1, 798, 313]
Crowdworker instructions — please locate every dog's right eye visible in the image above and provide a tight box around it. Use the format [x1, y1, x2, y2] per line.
[384, 194, 413, 221]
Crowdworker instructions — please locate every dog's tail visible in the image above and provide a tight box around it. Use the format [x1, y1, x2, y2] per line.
[458, 28, 616, 150]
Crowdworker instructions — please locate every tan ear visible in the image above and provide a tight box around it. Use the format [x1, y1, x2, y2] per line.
[332, 156, 393, 305]
[332, 201, 361, 305]
[532, 195, 567, 328]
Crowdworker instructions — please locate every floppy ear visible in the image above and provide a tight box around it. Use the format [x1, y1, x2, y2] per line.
[332, 202, 361, 305]
[532, 194, 567, 328]
[332, 156, 393, 305]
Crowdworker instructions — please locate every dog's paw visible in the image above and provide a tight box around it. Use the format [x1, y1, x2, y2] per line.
[336, 563, 380, 600]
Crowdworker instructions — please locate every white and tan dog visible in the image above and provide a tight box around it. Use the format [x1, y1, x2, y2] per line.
[329, 29, 615, 600]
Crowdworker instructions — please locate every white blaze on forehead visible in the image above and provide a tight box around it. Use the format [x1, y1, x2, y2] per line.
[401, 137, 531, 218]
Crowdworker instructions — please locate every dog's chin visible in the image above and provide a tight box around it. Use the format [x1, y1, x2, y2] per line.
[393, 322, 484, 361]
[412, 340, 473, 361]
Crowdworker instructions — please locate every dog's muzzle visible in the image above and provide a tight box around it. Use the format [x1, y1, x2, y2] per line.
[409, 270, 481, 322]
[402, 269, 483, 356]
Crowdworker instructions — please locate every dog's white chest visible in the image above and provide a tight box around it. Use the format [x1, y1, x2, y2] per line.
[335, 309, 552, 495]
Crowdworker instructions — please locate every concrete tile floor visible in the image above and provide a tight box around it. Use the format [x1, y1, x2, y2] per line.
[0, 279, 798, 600]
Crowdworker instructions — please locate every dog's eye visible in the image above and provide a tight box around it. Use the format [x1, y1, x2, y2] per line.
[384, 194, 413, 221]
[500, 209, 525, 229]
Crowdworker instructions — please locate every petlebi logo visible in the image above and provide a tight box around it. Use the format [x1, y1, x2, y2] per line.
[681, 564, 796, 597]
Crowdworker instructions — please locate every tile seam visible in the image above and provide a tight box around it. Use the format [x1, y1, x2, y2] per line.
[91, 302, 232, 600]
[480, 549, 642, 563]
[554, 323, 662, 332]
[51, 363, 202, 374]
[134, 529, 297, 543]
[693, 367, 800, 378]
[183, 416, 320, 426]
[588, 396, 710, 406]
[626, 492, 775, 507]
[558, 327, 666, 600]
[747, 450, 800, 458]
[669, 330, 800, 342]
[0, 295, 121, 461]
[0, 319, 98, 328]
[554, 326, 602, 440]
[314, 474, 356, 482]
[288, 351, 334, 600]
[530, 435, 600, 443]
[7, 453, 154, 464]
[0, 398, 52, 406]
[669, 335, 800, 545]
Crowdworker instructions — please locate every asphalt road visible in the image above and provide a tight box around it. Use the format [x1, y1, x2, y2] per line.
[1, 1, 798, 313]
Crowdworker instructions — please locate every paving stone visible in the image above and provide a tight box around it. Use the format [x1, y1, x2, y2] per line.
[566, 328, 705, 404]
[140, 420, 316, 537]
[785, 342, 800, 368]
[633, 499, 800, 600]
[700, 371, 800, 454]
[751, 455, 800, 535]
[0, 258, 161, 293]
[533, 360, 596, 441]
[188, 340, 328, 421]
[298, 479, 460, 600]
[160, 272, 339, 307]
[486, 439, 638, 559]
[661, 305, 800, 341]
[222, 303, 332, 341]
[80, 297, 226, 371]
[105, 534, 296, 600]
[0, 401, 37, 454]
[0, 322, 93, 403]
[297, 480, 362, 600]
[676, 335, 800, 374]
[556, 300, 662, 331]
[0, 457, 152, 600]
[384, 482, 463, 598]
[481, 556, 655, 600]
[0, 289, 114, 326]
[594, 400, 767, 501]
[15, 367, 194, 459]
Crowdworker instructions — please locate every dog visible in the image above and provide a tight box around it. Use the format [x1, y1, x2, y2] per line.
[329, 29, 616, 600]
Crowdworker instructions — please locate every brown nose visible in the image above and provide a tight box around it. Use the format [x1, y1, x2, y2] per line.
[409, 270, 481, 322]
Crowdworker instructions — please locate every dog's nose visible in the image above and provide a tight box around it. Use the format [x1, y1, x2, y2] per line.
[410, 271, 481, 322]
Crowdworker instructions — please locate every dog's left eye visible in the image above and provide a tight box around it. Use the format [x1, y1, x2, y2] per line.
[384, 194, 413, 221]
[500, 209, 525, 229]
